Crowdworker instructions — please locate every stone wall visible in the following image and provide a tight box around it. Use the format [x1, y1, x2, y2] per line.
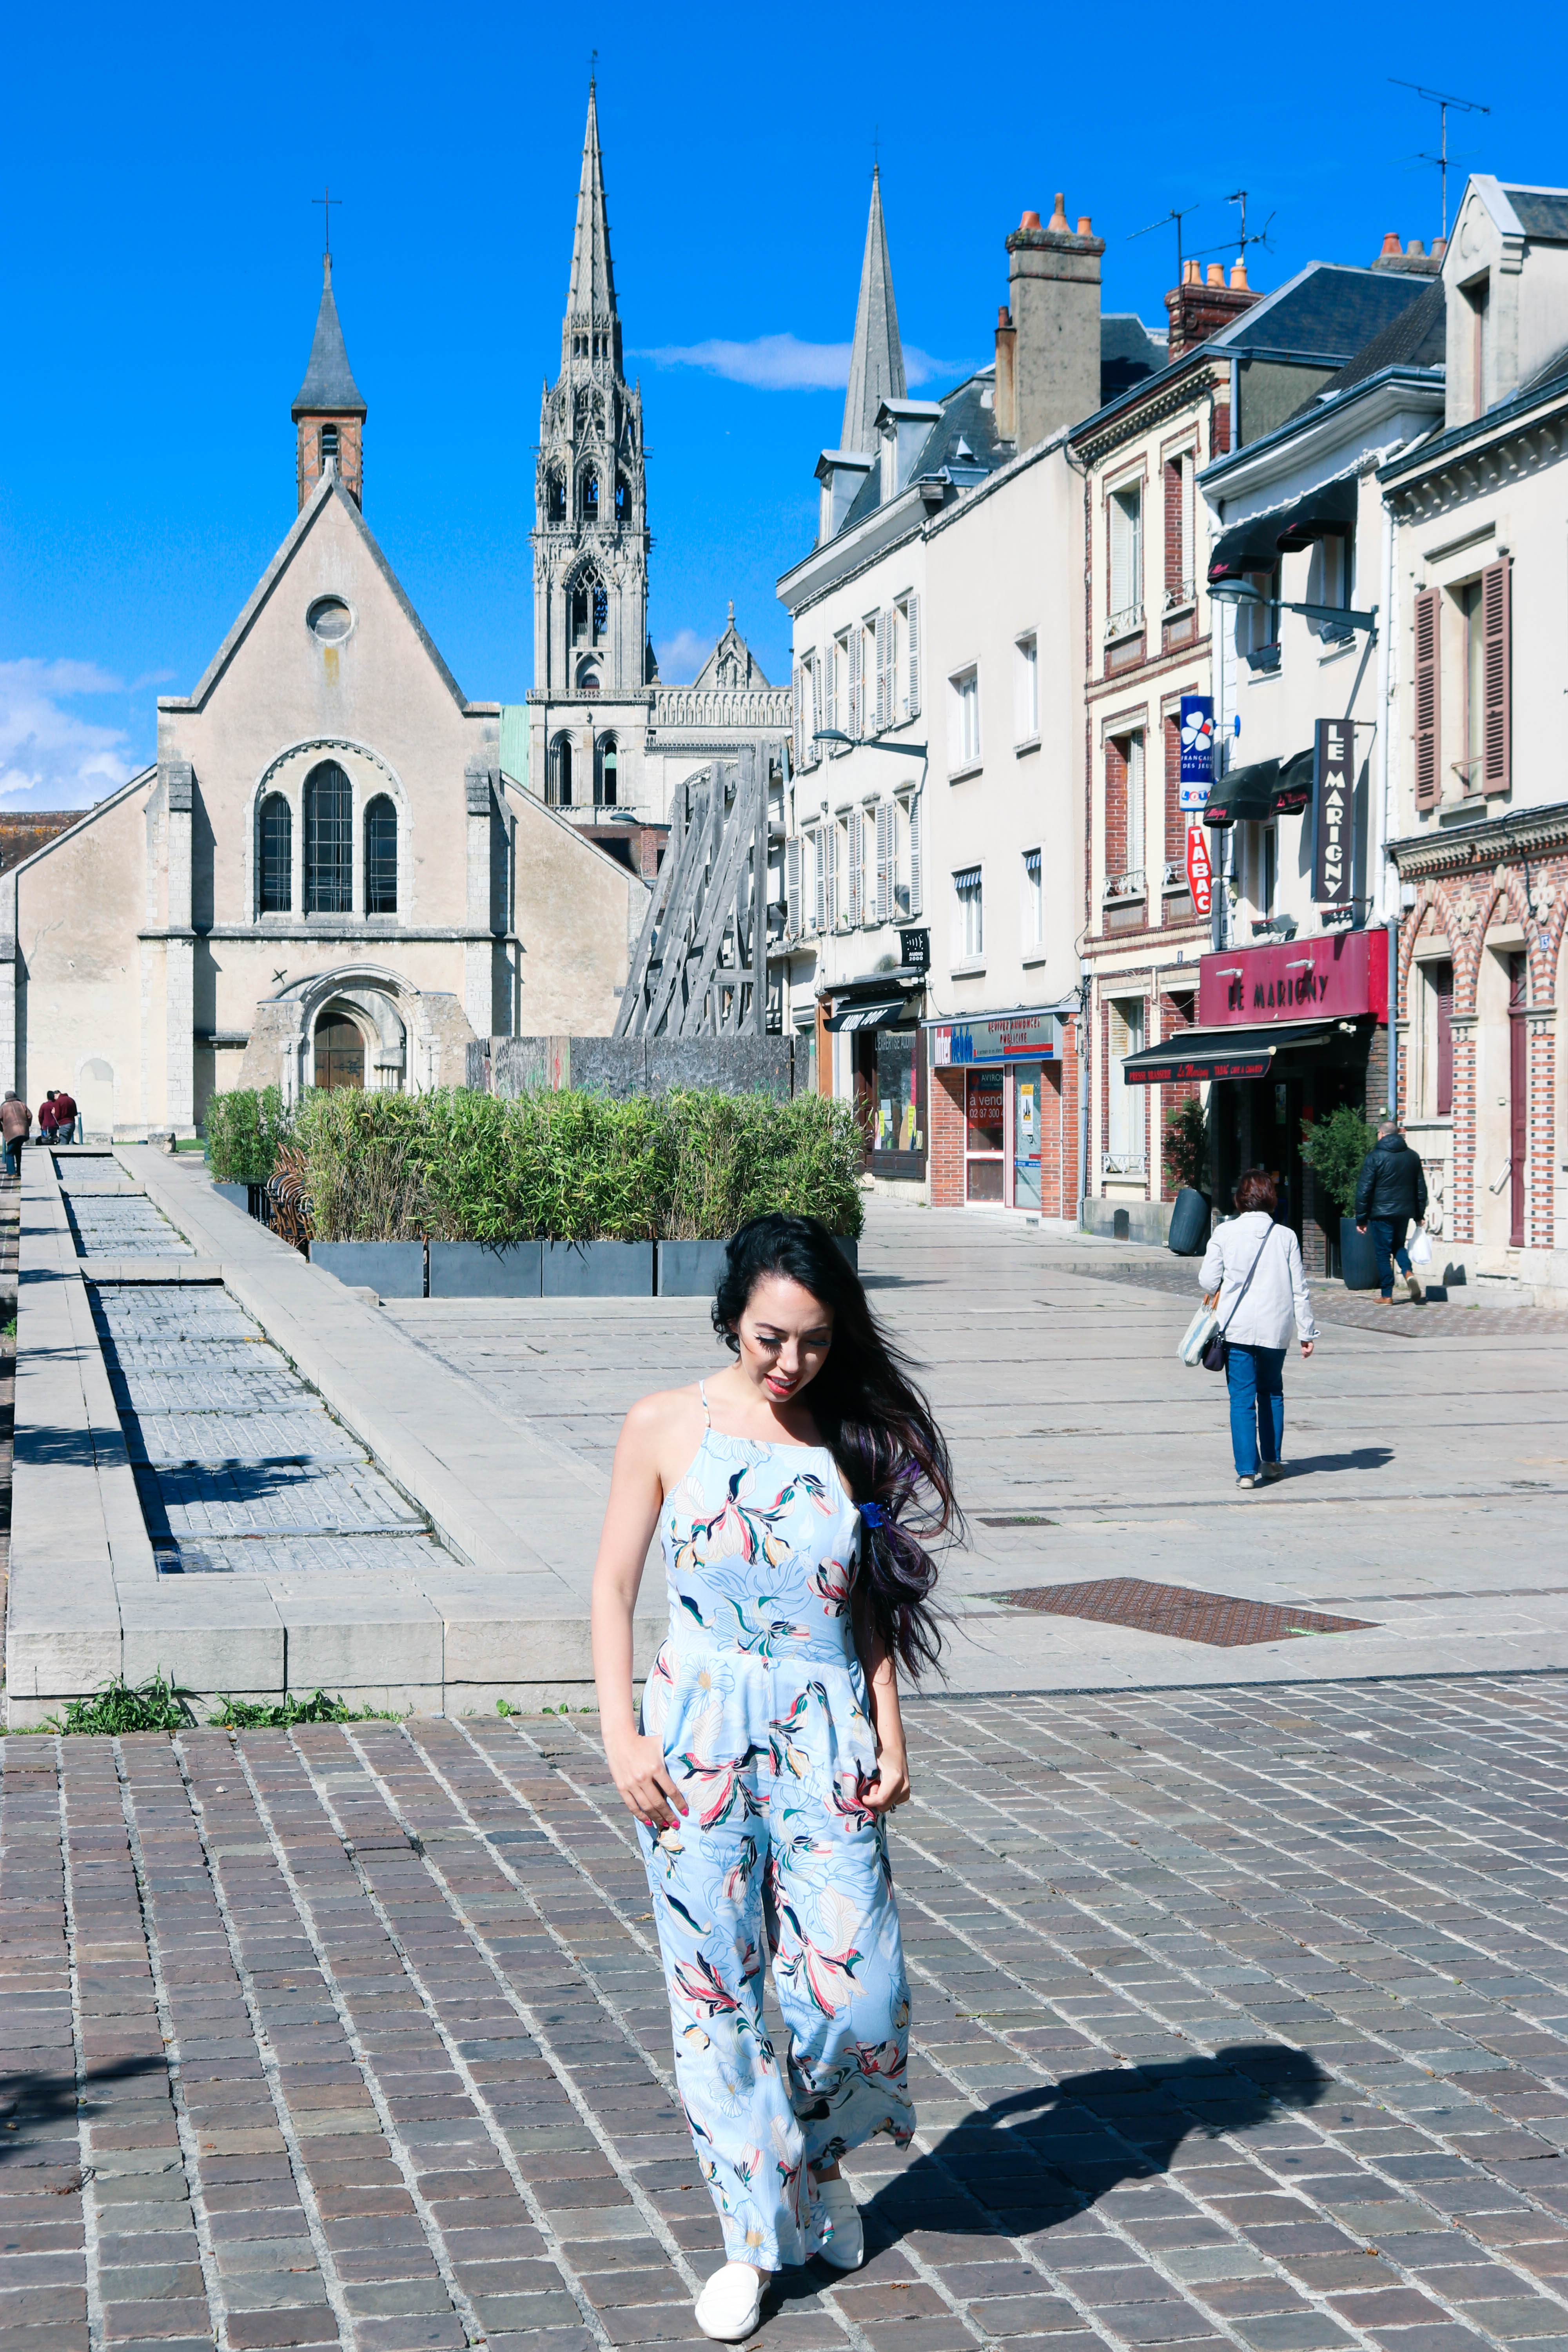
[470, 1034, 795, 1100]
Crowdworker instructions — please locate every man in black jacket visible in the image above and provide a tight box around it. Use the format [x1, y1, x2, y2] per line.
[1354, 1120, 1430, 1303]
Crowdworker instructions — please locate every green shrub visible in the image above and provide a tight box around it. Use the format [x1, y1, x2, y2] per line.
[205, 1085, 292, 1184]
[1163, 1097, 1210, 1197]
[1299, 1102, 1377, 1217]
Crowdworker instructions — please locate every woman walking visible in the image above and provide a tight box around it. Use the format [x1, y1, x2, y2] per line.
[1198, 1167, 1318, 1488]
[591, 1213, 956, 2341]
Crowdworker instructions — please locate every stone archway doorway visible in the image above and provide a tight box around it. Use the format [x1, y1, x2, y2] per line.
[314, 1004, 366, 1090]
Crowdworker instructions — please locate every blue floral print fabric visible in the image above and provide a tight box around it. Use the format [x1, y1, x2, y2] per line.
[637, 1403, 915, 2269]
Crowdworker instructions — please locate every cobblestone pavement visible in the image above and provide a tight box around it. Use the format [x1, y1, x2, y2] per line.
[1056, 1260, 1568, 1341]
[11, 1677, 1568, 2352]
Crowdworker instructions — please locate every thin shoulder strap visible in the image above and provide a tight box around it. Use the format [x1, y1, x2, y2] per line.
[698, 1381, 711, 1427]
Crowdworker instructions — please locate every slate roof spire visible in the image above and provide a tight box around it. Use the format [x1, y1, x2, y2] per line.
[564, 80, 619, 368]
[291, 252, 367, 421]
[840, 166, 907, 454]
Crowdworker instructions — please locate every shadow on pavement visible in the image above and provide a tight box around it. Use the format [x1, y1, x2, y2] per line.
[766, 2043, 1329, 2305]
[1278, 1446, 1394, 1476]
[0, 2054, 169, 2141]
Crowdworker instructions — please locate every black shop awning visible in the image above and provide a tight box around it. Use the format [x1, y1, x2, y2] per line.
[1208, 473, 1359, 584]
[1120, 1021, 1339, 1086]
[824, 996, 908, 1031]
[1203, 747, 1314, 828]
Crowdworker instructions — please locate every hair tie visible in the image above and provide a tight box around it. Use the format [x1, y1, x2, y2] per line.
[859, 1500, 885, 1531]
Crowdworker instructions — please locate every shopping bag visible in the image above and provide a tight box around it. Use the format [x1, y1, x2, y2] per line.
[1409, 1224, 1432, 1266]
[1178, 1304, 1219, 1367]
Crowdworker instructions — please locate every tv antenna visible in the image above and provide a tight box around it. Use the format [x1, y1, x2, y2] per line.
[1389, 80, 1490, 240]
[1128, 200, 1201, 282]
[1225, 190, 1275, 270]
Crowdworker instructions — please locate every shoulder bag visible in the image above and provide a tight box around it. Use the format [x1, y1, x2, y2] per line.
[1201, 1223, 1277, 1374]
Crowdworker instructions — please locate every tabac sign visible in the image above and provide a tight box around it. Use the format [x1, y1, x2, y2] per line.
[1313, 718, 1354, 906]
[1198, 928, 1390, 1028]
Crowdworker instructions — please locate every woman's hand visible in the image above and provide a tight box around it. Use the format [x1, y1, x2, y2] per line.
[863, 1742, 910, 1813]
[606, 1731, 689, 1831]
[1300, 1339, 1314, 1358]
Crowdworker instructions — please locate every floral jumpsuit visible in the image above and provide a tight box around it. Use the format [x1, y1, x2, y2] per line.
[637, 1385, 914, 2269]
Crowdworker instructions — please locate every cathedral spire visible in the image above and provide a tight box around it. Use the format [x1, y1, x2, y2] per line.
[292, 252, 367, 510]
[840, 166, 907, 455]
[563, 80, 619, 371]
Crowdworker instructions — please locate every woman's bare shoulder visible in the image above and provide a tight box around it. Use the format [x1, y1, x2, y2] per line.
[618, 1384, 707, 1448]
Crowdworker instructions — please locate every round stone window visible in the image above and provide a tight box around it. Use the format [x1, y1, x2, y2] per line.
[307, 596, 354, 644]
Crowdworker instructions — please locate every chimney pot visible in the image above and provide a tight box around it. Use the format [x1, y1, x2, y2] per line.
[1408, 238, 1425, 257]
[1076, 215, 1092, 236]
[1229, 259, 1249, 290]
[1047, 192, 1070, 232]
[1206, 263, 1225, 287]
[1381, 231, 1402, 257]
[998, 303, 1011, 327]
[1182, 258, 1200, 285]
[1019, 209, 1041, 231]
[1432, 236, 1448, 262]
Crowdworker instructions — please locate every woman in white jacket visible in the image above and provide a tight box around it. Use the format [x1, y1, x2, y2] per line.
[1198, 1166, 1319, 1488]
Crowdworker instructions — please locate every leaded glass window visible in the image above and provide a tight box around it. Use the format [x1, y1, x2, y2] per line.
[305, 761, 353, 914]
[259, 793, 291, 913]
[364, 796, 397, 916]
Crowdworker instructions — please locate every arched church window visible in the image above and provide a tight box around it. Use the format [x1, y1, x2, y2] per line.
[550, 735, 573, 809]
[364, 795, 397, 916]
[547, 472, 567, 523]
[580, 470, 599, 521]
[595, 736, 618, 809]
[259, 793, 292, 914]
[614, 474, 629, 521]
[304, 761, 353, 915]
[593, 584, 608, 642]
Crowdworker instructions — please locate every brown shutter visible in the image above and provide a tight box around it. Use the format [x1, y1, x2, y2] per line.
[1414, 587, 1441, 809]
[1481, 558, 1511, 795]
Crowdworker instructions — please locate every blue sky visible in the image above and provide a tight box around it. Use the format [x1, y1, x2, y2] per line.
[3, 0, 1564, 807]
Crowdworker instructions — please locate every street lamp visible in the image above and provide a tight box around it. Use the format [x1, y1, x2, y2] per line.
[813, 729, 929, 757]
[1208, 577, 1379, 633]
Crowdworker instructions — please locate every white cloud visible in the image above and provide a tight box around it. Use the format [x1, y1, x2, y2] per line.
[0, 659, 137, 808]
[635, 334, 966, 391]
[654, 627, 715, 683]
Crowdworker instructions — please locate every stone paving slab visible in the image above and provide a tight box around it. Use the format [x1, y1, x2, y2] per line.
[10, 1678, 1568, 2352]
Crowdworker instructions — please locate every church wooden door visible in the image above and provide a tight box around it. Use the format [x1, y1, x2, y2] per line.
[314, 1018, 365, 1091]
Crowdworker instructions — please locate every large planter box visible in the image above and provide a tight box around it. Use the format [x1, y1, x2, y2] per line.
[542, 1240, 654, 1298]
[310, 1240, 426, 1298]
[657, 1240, 728, 1297]
[211, 1182, 250, 1210]
[428, 1241, 543, 1298]
[835, 1236, 859, 1273]
[1166, 1188, 1210, 1258]
[1339, 1217, 1381, 1293]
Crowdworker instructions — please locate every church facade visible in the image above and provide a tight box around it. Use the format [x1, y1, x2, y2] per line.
[0, 251, 646, 1139]
[514, 85, 791, 832]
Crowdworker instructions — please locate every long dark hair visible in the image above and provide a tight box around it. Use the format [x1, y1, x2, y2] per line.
[712, 1213, 961, 1679]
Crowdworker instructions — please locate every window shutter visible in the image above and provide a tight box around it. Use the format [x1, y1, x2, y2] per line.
[906, 595, 920, 717]
[1413, 588, 1441, 809]
[848, 630, 861, 739]
[876, 801, 892, 924]
[1109, 496, 1129, 616]
[1481, 559, 1511, 795]
[848, 815, 862, 927]
[825, 822, 838, 927]
[907, 793, 922, 915]
[786, 835, 801, 936]
[812, 830, 825, 934]
[792, 660, 804, 771]
[824, 647, 836, 737]
[876, 610, 891, 731]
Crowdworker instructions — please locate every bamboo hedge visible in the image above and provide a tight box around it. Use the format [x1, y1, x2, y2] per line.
[204, 1085, 866, 1244]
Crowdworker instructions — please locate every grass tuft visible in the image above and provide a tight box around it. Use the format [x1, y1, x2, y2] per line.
[39, 1673, 196, 1735]
[208, 1690, 403, 1729]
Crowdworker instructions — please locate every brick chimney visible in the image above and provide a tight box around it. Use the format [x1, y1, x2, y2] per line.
[1164, 256, 1261, 360]
[1372, 232, 1445, 277]
[1004, 196, 1105, 446]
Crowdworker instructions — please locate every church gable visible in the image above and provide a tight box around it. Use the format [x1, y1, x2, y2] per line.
[692, 604, 770, 691]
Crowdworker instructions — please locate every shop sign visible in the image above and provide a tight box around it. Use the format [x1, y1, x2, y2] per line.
[1198, 925, 1390, 1027]
[900, 927, 931, 971]
[1313, 718, 1354, 904]
[933, 1011, 1059, 1066]
[1185, 823, 1213, 919]
[1179, 695, 1214, 811]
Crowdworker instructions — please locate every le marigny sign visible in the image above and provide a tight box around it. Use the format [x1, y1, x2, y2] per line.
[1198, 927, 1390, 1028]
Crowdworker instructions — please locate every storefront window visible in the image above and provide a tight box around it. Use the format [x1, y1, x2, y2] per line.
[1012, 1064, 1043, 1210]
[965, 1069, 1005, 1200]
[871, 1029, 920, 1154]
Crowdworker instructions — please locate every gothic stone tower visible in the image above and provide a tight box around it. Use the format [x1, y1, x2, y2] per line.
[530, 83, 652, 815]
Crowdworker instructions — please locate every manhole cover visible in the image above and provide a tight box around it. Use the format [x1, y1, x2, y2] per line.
[987, 1577, 1376, 1648]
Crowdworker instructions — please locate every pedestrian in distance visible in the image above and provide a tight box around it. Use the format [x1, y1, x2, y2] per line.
[51, 1086, 78, 1146]
[38, 1092, 58, 1147]
[0, 1091, 33, 1179]
[1354, 1118, 1429, 1303]
[1198, 1167, 1318, 1490]
[590, 1212, 958, 2343]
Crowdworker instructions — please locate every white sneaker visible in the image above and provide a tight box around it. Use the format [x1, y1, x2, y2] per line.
[815, 2174, 864, 2271]
[694, 2262, 764, 2342]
